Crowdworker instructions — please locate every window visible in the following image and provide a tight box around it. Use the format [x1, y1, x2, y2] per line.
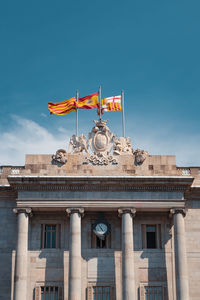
[142, 224, 161, 249]
[146, 225, 156, 248]
[93, 286, 111, 300]
[41, 287, 58, 300]
[87, 285, 114, 300]
[35, 286, 63, 300]
[41, 224, 61, 249]
[91, 225, 111, 249]
[140, 286, 164, 300]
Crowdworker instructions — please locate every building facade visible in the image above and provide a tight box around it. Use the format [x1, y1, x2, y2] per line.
[0, 120, 200, 300]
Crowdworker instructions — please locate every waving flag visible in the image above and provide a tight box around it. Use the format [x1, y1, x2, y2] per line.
[99, 95, 122, 114]
[48, 97, 76, 115]
[76, 92, 99, 109]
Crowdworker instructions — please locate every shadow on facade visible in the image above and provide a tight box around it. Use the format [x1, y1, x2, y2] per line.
[138, 223, 172, 300]
[82, 212, 117, 299]
[39, 249, 64, 295]
[83, 251, 116, 299]
[29, 215, 65, 300]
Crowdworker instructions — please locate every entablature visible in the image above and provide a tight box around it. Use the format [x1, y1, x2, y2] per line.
[8, 175, 193, 193]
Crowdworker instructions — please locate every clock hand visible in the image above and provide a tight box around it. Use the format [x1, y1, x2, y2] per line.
[99, 224, 104, 231]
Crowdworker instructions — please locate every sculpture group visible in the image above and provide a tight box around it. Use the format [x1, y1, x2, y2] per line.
[52, 120, 148, 166]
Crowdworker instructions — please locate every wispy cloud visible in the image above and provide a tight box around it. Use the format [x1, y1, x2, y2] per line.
[40, 113, 47, 118]
[0, 115, 69, 165]
[131, 126, 200, 167]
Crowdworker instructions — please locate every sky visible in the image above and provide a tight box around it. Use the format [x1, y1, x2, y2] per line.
[0, 0, 200, 166]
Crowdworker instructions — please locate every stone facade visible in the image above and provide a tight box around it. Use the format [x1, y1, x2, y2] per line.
[0, 124, 200, 300]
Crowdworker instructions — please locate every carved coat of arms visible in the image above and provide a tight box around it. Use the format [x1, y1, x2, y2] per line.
[88, 120, 114, 155]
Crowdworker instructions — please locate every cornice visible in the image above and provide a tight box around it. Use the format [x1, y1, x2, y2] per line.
[12, 184, 187, 192]
[190, 185, 200, 191]
[0, 185, 17, 198]
[7, 175, 193, 192]
[8, 175, 194, 180]
[0, 185, 11, 191]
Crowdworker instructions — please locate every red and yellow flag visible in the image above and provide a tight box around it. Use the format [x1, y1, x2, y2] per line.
[76, 92, 99, 109]
[48, 97, 76, 115]
[99, 96, 122, 114]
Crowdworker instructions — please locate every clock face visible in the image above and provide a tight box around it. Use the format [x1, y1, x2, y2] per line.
[95, 222, 108, 235]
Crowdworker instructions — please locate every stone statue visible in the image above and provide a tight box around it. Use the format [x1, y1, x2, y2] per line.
[63, 120, 148, 167]
[52, 149, 67, 164]
[68, 134, 88, 154]
[133, 149, 148, 165]
[113, 136, 133, 155]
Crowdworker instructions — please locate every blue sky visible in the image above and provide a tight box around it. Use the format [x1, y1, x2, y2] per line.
[0, 0, 200, 166]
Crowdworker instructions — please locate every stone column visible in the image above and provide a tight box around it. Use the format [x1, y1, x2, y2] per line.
[13, 208, 32, 300]
[118, 208, 136, 300]
[66, 208, 84, 300]
[170, 208, 189, 300]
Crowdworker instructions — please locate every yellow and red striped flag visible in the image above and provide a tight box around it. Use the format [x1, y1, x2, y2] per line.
[76, 92, 99, 109]
[100, 95, 122, 114]
[48, 97, 76, 115]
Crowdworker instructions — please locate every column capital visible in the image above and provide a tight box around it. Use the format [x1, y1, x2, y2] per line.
[13, 208, 33, 217]
[118, 207, 136, 218]
[169, 208, 187, 218]
[66, 208, 84, 217]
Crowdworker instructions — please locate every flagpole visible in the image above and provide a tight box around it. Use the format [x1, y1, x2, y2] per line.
[76, 90, 79, 136]
[122, 90, 125, 137]
[99, 86, 102, 120]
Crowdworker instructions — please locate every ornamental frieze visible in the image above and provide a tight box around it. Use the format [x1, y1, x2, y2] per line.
[13, 184, 186, 192]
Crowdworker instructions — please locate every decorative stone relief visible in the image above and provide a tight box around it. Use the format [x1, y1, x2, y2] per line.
[83, 153, 118, 166]
[87, 119, 114, 155]
[133, 149, 148, 165]
[52, 149, 67, 164]
[82, 119, 118, 165]
[113, 136, 133, 155]
[53, 119, 148, 166]
[68, 134, 89, 154]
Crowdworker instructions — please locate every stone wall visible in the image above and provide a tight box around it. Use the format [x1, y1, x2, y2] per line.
[0, 193, 17, 300]
[185, 200, 200, 300]
[25, 211, 174, 299]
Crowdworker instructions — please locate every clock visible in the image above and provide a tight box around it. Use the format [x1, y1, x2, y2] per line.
[94, 222, 108, 235]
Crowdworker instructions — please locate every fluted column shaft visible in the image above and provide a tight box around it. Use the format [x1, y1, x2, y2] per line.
[13, 208, 32, 300]
[119, 208, 136, 300]
[171, 208, 189, 300]
[66, 208, 84, 300]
